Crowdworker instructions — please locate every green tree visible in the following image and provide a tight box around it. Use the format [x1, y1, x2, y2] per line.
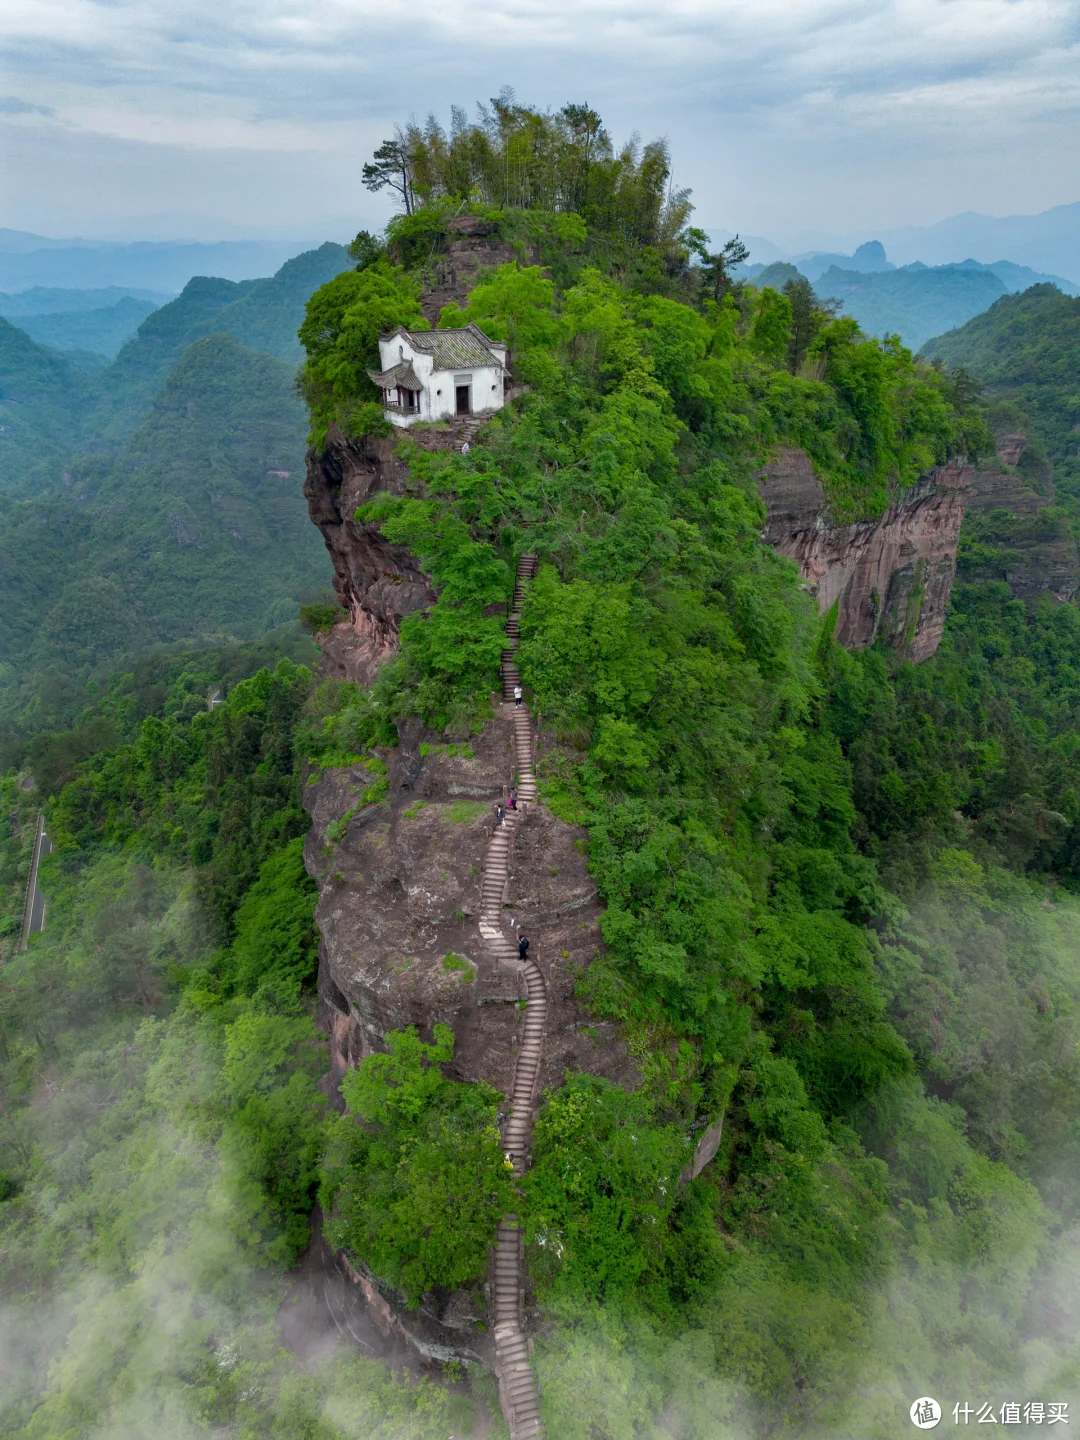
[322, 1027, 513, 1304]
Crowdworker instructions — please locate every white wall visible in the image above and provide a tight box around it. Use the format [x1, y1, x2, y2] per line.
[378, 333, 506, 429]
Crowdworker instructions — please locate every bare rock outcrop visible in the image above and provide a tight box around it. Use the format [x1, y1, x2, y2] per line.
[416, 214, 526, 326]
[303, 424, 433, 684]
[759, 447, 975, 662]
[305, 721, 633, 1107]
[302, 704, 637, 1370]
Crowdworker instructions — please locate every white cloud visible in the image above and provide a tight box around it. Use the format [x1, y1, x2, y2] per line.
[3, 0, 1079, 238]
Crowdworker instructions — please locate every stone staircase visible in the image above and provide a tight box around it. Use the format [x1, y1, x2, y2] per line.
[480, 551, 546, 1440]
[406, 414, 487, 455]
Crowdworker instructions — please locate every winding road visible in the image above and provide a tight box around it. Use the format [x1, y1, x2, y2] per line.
[18, 815, 52, 952]
[480, 552, 547, 1440]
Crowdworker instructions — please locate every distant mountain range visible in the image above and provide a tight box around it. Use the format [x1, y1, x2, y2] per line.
[711, 199, 1080, 288]
[743, 242, 1079, 351]
[0, 231, 329, 294]
[875, 202, 1080, 282]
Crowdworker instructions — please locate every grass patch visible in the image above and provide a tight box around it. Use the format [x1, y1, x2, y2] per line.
[442, 951, 475, 982]
[402, 800, 426, 819]
[447, 800, 488, 824]
[325, 806, 359, 844]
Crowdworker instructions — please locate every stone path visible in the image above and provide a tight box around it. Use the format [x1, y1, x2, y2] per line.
[480, 552, 546, 1440]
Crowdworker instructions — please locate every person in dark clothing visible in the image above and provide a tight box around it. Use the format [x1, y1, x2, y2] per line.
[509, 788, 517, 810]
[517, 935, 530, 959]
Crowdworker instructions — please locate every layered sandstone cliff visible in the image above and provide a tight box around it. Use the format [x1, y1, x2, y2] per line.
[959, 435, 1079, 605]
[758, 448, 975, 662]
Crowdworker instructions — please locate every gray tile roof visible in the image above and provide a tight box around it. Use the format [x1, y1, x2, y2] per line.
[368, 359, 422, 391]
[384, 323, 505, 373]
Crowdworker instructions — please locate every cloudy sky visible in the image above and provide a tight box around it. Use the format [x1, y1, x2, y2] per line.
[3, 0, 1079, 246]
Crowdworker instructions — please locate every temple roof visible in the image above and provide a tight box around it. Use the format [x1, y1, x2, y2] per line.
[367, 359, 423, 391]
[381, 322, 506, 372]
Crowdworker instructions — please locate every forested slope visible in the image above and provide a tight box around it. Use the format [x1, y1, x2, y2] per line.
[289, 124, 1080, 1436]
[0, 244, 349, 749]
[922, 285, 1080, 480]
[5, 98, 1080, 1440]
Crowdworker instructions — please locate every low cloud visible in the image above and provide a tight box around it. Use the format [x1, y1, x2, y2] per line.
[0, 95, 55, 116]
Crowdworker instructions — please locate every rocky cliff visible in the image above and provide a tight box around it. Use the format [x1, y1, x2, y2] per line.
[302, 423, 437, 684]
[758, 437, 1080, 662]
[302, 683, 637, 1368]
[758, 448, 975, 662]
[958, 433, 1079, 604]
[301, 306, 638, 1378]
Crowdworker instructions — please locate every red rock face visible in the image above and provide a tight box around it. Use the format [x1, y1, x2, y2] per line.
[759, 448, 975, 663]
[303, 424, 436, 685]
[996, 433, 1030, 467]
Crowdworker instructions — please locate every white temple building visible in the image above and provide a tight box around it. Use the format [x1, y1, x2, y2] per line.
[368, 324, 508, 428]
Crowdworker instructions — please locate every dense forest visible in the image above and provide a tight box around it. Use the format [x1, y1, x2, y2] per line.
[0, 243, 347, 753]
[4, 99, 1080, 1438]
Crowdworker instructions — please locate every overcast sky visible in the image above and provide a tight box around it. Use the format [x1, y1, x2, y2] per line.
[3, 0, 1079, 247]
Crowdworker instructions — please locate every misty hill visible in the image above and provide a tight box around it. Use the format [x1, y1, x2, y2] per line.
[12, 296, 161, 359]
[878, 199, 1080, 282]
[0, 318, 92, 489]
[921, 284, 1080, 472]
[0, 285, 173, 316]
[745, 251, 1023, 348]
[0, 234, 331, 294]
[0, 243, 352, 735]
[792, 239, 894, 281]
[0, 333, 328, 734]
[816, 261, 1009, 348]
[0, 243, 352, 495]
[104, 241, 350, 411]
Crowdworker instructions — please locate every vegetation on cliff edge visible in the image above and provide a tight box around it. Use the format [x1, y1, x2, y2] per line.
[292, 124, 1080, 1433]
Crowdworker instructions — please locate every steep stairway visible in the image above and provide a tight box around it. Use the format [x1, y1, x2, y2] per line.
[480, 551, 546, 1439]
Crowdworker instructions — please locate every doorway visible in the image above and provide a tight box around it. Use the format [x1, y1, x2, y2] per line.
[455, 384, 471, 416]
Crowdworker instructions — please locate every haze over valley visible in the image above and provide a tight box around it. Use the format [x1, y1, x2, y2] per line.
[3, 3, 1080, 1437]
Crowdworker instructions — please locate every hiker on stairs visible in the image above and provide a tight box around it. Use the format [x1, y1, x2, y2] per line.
[517, 935, 530, 960]
[514, 683, 523, 708]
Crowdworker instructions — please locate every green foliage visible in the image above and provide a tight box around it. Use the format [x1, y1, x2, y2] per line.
[922, 284, 1080, 551]
[322, 1027, 512, 1304]
[447, 799, 487, 822]
[825, 583, 1080, 887]
[441, 950, 473, 979]
[47, 655, 312, 937]
[0, 246, 344, 744]
[299, 599, 347, 634]
[524, 1071, 703, 1309]
[297, 261, 427, 445]
[439, 262, 558, 350]
[387, 95, 690, 250]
